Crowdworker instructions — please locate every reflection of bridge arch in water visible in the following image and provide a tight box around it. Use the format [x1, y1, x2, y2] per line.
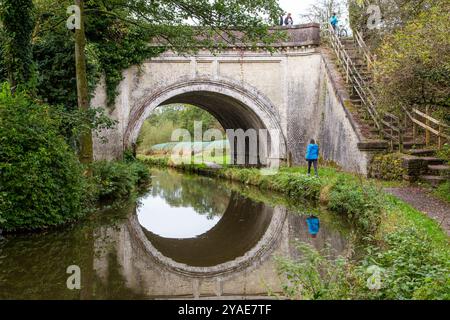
[129, 192, 287, 278]
[92, 199, 348, 298]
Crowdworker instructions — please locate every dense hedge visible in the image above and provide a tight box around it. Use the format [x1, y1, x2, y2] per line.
[0, 85, 87, 232]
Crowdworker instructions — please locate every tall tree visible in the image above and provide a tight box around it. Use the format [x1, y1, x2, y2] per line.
[73, 0, 93, 164]
[0, 0, 35, 87]
[374, 4, 450, 121]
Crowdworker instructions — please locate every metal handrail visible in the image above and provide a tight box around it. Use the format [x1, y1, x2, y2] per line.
[326, 22, 408, 150]
[327, 23, 381, 131]
[354, 30, 375, 71]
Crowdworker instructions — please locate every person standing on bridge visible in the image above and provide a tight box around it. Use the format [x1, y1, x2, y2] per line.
[330, 13, 339, 32]
[306, 139, 319, 177]
[279, 13, 285, 26]
[284, 13, 294, 26]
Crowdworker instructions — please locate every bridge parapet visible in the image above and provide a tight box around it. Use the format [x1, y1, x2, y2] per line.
[150, 23, 320, 50]
[270, 23, 320, 48]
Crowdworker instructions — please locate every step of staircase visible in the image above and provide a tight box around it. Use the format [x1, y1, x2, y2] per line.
[407, 149, 437, 157]
[397, 142, 426, 150]
[419, 175, 447, 187]
[427, 164, 450, 177]
[357, 140, 389, 151]
[349, 99, 362, 105]
[420, 157, 446, 166]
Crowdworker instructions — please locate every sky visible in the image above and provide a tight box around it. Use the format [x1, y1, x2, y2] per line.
[278, 0, 349, 26]
[279, 0, 316, 18]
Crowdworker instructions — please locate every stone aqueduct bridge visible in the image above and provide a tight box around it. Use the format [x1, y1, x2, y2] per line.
[92, 24, 377, 174]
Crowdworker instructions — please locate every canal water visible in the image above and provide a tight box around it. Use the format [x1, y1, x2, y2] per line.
[0, 169, 349, 299]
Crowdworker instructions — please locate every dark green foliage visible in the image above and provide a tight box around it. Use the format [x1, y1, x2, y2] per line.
[0, 84, 87, 232]
[86, 21, 164, 107]
[0, 0, 35, 86]
[0, 28, 7, 82]
[90, 160, 150, 205]
[33, 32, 100, 110]
[33, 32, 78, 108]
[328, 176, 384, 233]
[54, 106, 117, 151]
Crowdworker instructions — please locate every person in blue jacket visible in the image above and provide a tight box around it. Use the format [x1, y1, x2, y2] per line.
[306, 215, 320, 238]
[305, 139, 319, 176]
[330, 13, 339, 31]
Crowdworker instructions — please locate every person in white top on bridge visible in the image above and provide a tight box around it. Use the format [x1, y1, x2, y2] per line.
[284, 13, 294, 26]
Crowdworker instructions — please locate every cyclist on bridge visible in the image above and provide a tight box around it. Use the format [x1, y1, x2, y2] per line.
[330, 13, 339, 31]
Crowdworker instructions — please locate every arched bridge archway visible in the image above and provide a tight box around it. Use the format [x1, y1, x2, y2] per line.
[124, 77, 287, 165]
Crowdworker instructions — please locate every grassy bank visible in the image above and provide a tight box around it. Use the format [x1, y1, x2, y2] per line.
[139, 155, 449, 300]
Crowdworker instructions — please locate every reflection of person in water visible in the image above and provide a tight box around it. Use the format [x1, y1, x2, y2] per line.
[306, 215, 320, 238]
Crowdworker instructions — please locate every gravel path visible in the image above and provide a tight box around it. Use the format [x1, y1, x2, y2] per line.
[385, 187, 450, 236]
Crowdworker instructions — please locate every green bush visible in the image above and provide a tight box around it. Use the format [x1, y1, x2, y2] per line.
[271, 173, 323, 201]
[90, 160, 150, 205]
[368, 153, 406, 181]
[436, 143, 450, 164]
[218, 169, 323, 201]
[327, 177, 385, 233]
[138, 155, 170, 167]
[360, 228, 450, 300]
[0, 85, 87, 232]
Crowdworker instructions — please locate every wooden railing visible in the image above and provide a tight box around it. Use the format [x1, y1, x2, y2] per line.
[404, 107, 450, 149]
[381, 112, 404, 151]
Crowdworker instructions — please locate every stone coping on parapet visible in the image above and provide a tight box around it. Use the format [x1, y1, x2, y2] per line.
[149, 23, 321, 50]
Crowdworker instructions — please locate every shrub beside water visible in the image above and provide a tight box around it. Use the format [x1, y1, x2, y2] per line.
[0, 86, 87, 232]
[90, 160, 150, 205]
[0, 85, 151, 232]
